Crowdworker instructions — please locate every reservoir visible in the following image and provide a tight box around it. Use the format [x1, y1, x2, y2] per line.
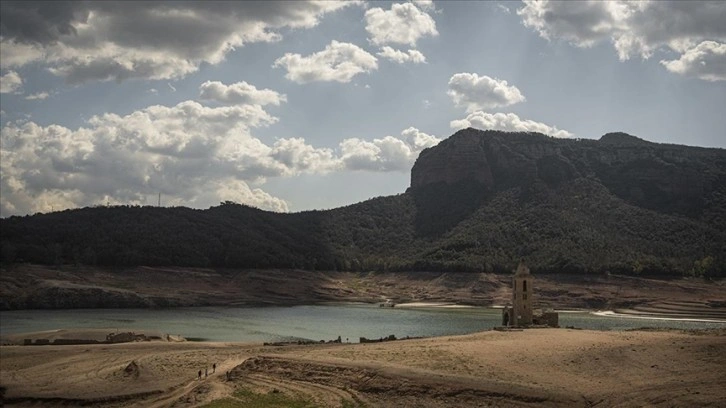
[1, 304, 723, 343]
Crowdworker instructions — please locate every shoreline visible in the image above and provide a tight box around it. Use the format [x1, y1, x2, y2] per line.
[592, 310, 726, 323]
[394, 302, 476, 308]
[0, 328, 185, 346]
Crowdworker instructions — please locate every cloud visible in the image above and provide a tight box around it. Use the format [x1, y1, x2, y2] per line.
[365, 2, 438, 47]
[273, 40, 378, 83]
[517, 0, 726, 80]
[447, 73, 525, 112]
[0, 70, 23, 93]
[517, 1, 623, 48]
[377, 46, 426, 64]
[0, 40, 45, 68]
[450, 111, 573, 138]
[401, 126, 441, 151]
[496, 4, 511, 15]
[199, 81, 287, 106]
[167, 83, 177, 92]
[0, 77, 437, 216]
[412, 1, 436, 13]
[339, 127, 440, 171]
[0, 92, 290, 215]
[270, 137, 337, 174]
[660, 41, 726, 81]
[0, 1, 358, 83]
[24, 91, 49, 100]
[189, 179, 289, 213]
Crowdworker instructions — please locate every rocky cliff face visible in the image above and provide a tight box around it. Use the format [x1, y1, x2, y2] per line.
[410, 128, 726, 221]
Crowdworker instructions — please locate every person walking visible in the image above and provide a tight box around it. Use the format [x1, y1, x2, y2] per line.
[198, 370, 202, 380]
[205, 368, 208, 378]
[212, 363, 216, 373]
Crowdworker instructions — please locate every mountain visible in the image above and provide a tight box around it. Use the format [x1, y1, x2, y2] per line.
[2, 128, 724, 277]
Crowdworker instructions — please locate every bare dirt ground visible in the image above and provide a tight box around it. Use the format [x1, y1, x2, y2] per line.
[2, 265, 724, 406]
[1, 328, 724, 407]
[2, 265, 725, 315]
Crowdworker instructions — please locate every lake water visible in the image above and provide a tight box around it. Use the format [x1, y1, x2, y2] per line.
[1, 304, 723, 343]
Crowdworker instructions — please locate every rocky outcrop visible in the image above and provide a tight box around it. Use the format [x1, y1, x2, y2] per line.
[410, 128, 726, 220]
[410, 130, 495, 188]
[410, 129, 578, 191]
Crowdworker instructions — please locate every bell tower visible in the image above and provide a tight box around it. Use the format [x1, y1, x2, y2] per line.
[512, 260, 533, 326]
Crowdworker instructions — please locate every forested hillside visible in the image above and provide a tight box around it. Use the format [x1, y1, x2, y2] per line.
[2, 129, 724, 277]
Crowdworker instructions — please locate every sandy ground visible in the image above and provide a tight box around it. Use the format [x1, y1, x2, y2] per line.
[1, 328, 724, 407]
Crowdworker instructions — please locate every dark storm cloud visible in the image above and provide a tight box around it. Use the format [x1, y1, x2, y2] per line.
[0, 1, 88, 44]
[0, 1, 357, 82]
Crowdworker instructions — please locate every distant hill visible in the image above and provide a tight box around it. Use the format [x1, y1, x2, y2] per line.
[2, 128, 724, 277]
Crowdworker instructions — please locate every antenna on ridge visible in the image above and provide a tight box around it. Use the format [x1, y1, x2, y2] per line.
[158, 192, 161, 207]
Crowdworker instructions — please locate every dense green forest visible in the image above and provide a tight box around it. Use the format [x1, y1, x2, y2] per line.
[1, 179, 723, 277]
[2, 130, 725, 277]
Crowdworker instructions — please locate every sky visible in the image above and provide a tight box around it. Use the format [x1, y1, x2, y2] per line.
[1, 0, 725, 217]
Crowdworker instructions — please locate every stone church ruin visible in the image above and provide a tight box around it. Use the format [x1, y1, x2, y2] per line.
[502, 261, 559, 328]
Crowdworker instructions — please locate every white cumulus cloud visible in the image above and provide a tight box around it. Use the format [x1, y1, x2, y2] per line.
[450, 111, 573, 138]
[517, 0, 726, 80]
[0, 70, 23, 93]
[377, 46, 426, 64]
[270, 137, 338, 174]
[448, 73, 526, 112]
[339, 127, 440, 172]
[273, 40, 378, 83]
[0, 76, 439, 216]
[660, 41, 726, 81]
[365, 2, 438, 47]
[412, 1, 436, 12]
[0, 88, 292, 215]
[199, 81, 287, 106]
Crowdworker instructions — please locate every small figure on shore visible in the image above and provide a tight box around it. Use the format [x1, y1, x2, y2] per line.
[197, 370, 202, 380]
[212, 363, 216, 373]
[205, 368, 208, 378]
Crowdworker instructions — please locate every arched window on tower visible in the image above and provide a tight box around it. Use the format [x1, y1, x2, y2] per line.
[523, 280, 527, 292]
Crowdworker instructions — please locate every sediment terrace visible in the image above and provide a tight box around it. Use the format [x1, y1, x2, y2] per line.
[2, 265, 725, 314]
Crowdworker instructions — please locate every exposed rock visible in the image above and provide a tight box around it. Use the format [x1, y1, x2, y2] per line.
[410, 128, 725, 219]
[124, 361, 140, 379]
